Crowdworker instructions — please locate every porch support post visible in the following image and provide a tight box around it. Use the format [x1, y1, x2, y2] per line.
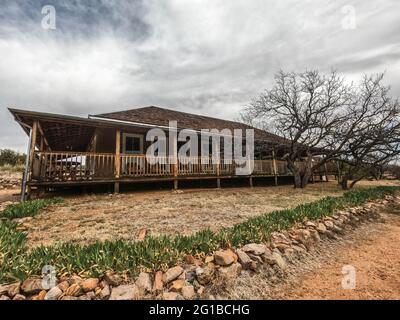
[114, 129, 121, 193]
[172, 132, 178, 190]
[272, 148, 278, 186]
[26, 121, 38, 199]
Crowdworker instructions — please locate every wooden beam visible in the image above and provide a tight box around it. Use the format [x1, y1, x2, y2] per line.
[115, 129, 121, 179]
[36, 121, 50, 151]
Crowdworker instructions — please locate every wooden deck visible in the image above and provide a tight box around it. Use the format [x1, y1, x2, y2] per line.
[29, 151, 337, 186]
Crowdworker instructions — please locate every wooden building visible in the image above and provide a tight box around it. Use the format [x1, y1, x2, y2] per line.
[9, 106, 337, 199]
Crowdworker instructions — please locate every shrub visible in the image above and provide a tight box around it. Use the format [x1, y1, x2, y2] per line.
[0, 149, 26, 167]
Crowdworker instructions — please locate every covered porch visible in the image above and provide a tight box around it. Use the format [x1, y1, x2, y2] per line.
[9, 108, 338, 199]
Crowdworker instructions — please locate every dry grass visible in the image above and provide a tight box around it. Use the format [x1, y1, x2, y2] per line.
[23, 179, 400, 248]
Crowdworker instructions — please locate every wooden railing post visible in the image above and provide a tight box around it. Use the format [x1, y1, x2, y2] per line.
[114, 129, 121, 193]
[272, 148, 278, 186]
[216, 156, 221, 188]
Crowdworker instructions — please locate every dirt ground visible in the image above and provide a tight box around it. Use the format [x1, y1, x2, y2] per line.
[224, 202, 400, 300]
[16, 179, 398, 247]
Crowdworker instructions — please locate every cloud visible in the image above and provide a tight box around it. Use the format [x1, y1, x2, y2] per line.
[1, 0, 400, 151]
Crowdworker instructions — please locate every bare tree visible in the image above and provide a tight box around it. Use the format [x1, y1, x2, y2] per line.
[335, 74, 400, 189]
[242, 71, 400, 189]
[242, 70, 352, 188]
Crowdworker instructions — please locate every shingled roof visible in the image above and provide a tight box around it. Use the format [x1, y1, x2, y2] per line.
[93, 106, 290, 145]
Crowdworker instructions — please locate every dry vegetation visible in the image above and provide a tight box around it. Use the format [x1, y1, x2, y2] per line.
[24, 180, 400, 248]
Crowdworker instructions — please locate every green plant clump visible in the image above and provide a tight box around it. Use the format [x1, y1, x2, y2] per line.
[0, 198, 64, 220]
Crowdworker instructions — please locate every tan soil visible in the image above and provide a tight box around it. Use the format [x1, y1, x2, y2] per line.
[224, 202, 400, 300]
[24, 180, 400, 247]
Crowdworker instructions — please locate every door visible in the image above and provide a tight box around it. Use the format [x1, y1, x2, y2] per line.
[122, 133, 144, 175]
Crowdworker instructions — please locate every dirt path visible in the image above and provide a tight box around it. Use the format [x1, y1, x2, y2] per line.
[225, 204, 400, 300]
[279, 212, 400, 300]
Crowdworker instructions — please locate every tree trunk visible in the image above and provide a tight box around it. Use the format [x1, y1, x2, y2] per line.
[349, 176, 364, 189]
[287, 160, 302, 188]
[340, 174, 349, 190]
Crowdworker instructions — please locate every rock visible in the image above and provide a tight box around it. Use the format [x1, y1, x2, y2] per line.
[214, 249, 237, 266]
[205, 255, 214, 263]
[0, 284, 7, 296]
[332, 225, 345, 235]
[78, 294, 91, 300]
[135, 272, 152, 294]
[99, 284, 110, 300]
[169, 279, 186, 292]
[197, 286, 205, 297]
[13, 294, 26, 300]
[86, 291, 96, 300]
[95, 287, 102, 296]
[137, 228, 147, 241]
[57, 281, 70, 292]
[109, 284, 140, 300]
[163, 266, 184, 283]
[236, 249, 253, 269]
[275, 243, 291, 253]
[242, 243, 266, 256]
[184, 254, 196, 264]
[185, 271, 196, 282]
[45, 286, 63, 300]
[261, 250, 276, 265]
[218, 262, 242, 278]
[310, 230, 321, 242]
[195, 266, 215, 285]
[32, 290, 47, 300]
[104, 271, 123, 287]
[247, 252, 263, 264]
[64, 283, 82, 296]
[21, 277, 44, 295]
[153, 271, 163, 292]
[81, 278, 99, 292]
[324, 220, 335, 229]
[68, 275, 83, 285]
[316, 223, 327, 234]
[325, 230, 338, 239]
[272, 252, 287, 271]
[0, 282, 20, 298]
[163, 292, 182, 300]
[181, 285, 195, 300]
[305, 221, 316, 228]
[0, 295, 10, 300]
[294, 229, 311, 244]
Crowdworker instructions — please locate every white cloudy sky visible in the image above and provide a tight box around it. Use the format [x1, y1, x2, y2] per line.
[1, 0, 400, 151]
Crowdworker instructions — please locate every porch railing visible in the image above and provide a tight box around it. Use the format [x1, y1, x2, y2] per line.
[31, 151, 336, 182]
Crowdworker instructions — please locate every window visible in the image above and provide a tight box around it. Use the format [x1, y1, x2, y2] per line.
[123, 133, 143, 154]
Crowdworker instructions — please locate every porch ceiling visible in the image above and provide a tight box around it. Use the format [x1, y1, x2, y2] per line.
[9, 108, 100, 151]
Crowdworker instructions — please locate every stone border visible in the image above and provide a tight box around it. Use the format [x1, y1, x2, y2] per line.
[0, 195, 397, 300]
